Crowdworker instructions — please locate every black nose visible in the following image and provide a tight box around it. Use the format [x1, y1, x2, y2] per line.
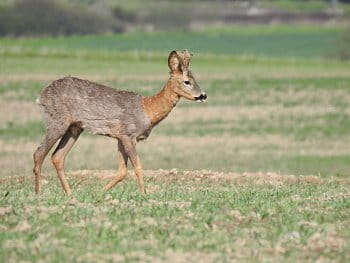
[195, 93, 207, 101]
[198, 93, 207, 100]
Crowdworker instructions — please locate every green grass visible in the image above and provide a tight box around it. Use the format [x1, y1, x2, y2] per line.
[0, 174, 349, 262]
[262, 0, 330, 12]
[0, 26, 346, 58]
[0, 121, 45, 140]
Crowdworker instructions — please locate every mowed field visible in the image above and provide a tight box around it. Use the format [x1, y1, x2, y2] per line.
[1, 26, 350, 261]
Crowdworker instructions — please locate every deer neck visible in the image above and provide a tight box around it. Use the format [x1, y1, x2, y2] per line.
[142, 77, 180, 127]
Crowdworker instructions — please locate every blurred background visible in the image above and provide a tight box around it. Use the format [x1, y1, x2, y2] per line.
[0, 0, 350, 177]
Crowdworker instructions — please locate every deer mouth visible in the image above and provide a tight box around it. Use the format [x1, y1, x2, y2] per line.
[195, 93, 207, 103]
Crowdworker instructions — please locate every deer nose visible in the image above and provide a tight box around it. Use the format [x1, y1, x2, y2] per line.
[195, 92, 207, 102]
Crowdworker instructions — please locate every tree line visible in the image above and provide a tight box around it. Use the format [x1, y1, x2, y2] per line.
[0, 0, 125, 36]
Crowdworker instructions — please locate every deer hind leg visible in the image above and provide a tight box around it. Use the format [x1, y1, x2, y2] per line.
[33, 126, 67, 195]
[119, 136, 145, 194]
[104, 140, 129, 191]
[51, 125, 82, 195]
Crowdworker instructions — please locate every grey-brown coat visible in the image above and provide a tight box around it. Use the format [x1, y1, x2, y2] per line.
[33, 50, 207, 195]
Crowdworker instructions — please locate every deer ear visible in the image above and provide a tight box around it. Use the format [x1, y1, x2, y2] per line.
[168, 50, 182, 73]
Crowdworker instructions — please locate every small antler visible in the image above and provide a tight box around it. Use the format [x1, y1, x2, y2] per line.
[178, 50, 193, 70]
[168, 50, 193, 74]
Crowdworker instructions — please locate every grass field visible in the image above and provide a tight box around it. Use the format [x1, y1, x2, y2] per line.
[1, 25, 350, 261]
[0, 26, 347, 58]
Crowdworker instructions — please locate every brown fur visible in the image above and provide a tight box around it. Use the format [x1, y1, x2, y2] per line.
[33, 50, 206, 195]
[142, 78, 180, 126]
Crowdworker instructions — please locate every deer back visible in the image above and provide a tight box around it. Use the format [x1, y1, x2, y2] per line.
[38, 77, 152, 139]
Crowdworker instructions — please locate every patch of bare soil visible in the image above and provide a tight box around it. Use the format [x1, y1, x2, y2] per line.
[1, 169, 335, 186]
[144, 169, 326, 186]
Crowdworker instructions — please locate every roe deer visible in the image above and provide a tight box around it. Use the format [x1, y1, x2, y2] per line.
[33, 50, 207, 195]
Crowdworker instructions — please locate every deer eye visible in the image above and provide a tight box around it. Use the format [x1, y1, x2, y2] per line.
[184, 81, 190, 85]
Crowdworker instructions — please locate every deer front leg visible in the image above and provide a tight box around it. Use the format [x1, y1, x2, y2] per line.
[119, 136, 145, 194]
[104, 140, 128, 191]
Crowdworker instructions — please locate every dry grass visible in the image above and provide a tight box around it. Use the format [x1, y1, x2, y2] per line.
[0, 168, 334, 187]
[70, 169, 328, 186]
[0, 101, 42, 128]
[167, 105, 350, 123]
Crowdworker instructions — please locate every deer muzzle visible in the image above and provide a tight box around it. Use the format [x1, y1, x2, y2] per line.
[195, 92, 207, 103]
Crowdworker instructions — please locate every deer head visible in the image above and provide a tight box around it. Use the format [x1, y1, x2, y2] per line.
[168, 50, 207, 102]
